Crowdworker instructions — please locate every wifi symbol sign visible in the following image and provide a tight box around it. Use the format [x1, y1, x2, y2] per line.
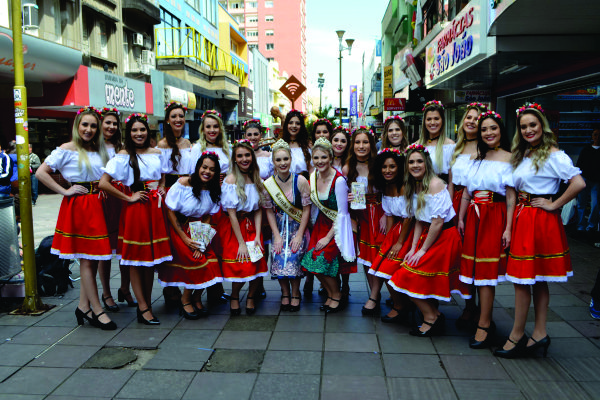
[280, 75, 307, 104]
[286, 82, 300, 96]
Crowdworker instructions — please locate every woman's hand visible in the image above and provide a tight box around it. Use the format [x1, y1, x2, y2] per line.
[502, 229, 511, 249]
[404, 247, 416, 262]
[192, 249, 202, 259]
[457, 220, 465, 237]
[273, 235, 283, 254]
[182, 235, 202, 252]
[64, 184, 89, 197]
[406, 249, 426, 266]
[347, 192, 354, 203]
[315, 236, 331, 251]
[379, 215, 387, 234]
[128, 191, 148, 203]
[530, 197, 556, 212]
[157, 186, 166, 197]
[237, 242, 250, 262]
[290, 235, 303, 253]
[387, 242, 403, 260]
[254, 237, 264, 252]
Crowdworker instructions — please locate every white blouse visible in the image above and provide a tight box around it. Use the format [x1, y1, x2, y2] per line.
[382, 195, 408, 218]
[102, 153, 162, 186]
[407, 187, 456, 223]
[290, 147, 311, 175]
[107, 147, 116, 159]
[256, 156, 274, 180]
[159, 147, 196, 175]
[221, 182, 261, 212]
[44, 148, 106, 182]
[466, 159, 514, 196]
[426, 143, 456, 175]
[512, 151, 580, 195]
[451, 153, 473, 187]
[165, 181, 220, 218]
[192, 145, 231, 175]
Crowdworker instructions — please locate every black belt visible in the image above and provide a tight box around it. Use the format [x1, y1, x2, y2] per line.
[72, 181, 100, 194]
[165, 173, 186, 188]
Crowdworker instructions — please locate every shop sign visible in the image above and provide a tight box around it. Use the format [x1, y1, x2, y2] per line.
[556, 88, 598, 100]
[384, 98, 406, 111]
[238, 87, 254, 119]
[393, 48, 411, 92]
[370, 106, 380, 116]
[425, 0, 487, 87]
[89, 68, 147, 112]
[454, 90, 491, 103]
[164, 85, 197, 110]
[383, 66, 393, 98]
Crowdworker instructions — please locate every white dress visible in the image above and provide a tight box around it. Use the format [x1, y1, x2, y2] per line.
[465, 160, 514, 196]
[256, 156, 274, 180]
[103, 153, 162, 186]
[382, 195, 408, 218]
[44, 148, 105, 182]
[451, 153, 473, 188]
[159, 147, 197, 175]
[512, 151, 580, 195]
[290, 147, 311, 175]
[426, 143, 456, 176]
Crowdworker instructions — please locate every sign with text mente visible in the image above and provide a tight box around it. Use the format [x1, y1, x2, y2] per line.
[88, 68, 147, 112]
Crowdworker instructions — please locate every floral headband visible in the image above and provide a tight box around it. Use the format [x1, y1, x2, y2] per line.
[243, 119, 262, 129]
[477, 110, 502, 122]
[468, 102, 488, 111]
[202, 109, 222, 119]
[164, 101, 188, 112]
[101, 107, 120, 117]
[405, 143, 429, 154]
[313, 137, 333, 151]
[422, 100, 444, 111]
[334, 126, 350, 134]
[125, 113, 148, 124]
[516, 102, 544, 116]
[315, 118, 333, 128]
[201, 150, 219, 159]
[352, 126, 375, 137]
[234, 138, 253, 146]
[378, 147, 404, 156]
[385, 115, 404, 124]
[288, 109, 305, 119]
[77, 106, 102, 117]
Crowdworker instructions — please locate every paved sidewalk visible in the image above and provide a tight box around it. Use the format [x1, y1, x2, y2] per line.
[1, 194, 599, 399]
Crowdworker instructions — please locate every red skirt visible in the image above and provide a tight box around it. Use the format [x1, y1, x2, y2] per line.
[506, 203, 572, 284]
[388, 224, 470, 301]
[220, 211, 268, 282]
[158, 218, 222, 289]
[301, 212, 340, 277]
[52, 193, 112, 260]
[102, 181, 126, 252]
[356, 194, 386, 266]
[209, 208, 228, 258]
[339, 230, 358, 274]
[118, 191, 173, 267]
[368, 221, 412, 279]
[452, 187, 464, 215]
[460, 197, 507, 286]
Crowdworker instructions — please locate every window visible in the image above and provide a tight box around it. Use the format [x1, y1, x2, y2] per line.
[266, 43, 274, 50]
[231, 2, 242, 8]
[159, 8, 181, 58]
[247, 16, 258, 23]
[247, 1, 258, 8]
[265, 15, 273, 22]
[265, 1, 273, 7]
[247, 31, 258, 37]
[267, 57, 274, 62]
[265, 29, 274, 36]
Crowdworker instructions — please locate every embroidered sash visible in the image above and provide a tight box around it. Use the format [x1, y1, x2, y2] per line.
[309, 171, 338, 222]
[264, 176, 303, 223]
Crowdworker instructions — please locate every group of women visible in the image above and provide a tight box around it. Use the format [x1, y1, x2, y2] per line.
[36, 100, 584, 359]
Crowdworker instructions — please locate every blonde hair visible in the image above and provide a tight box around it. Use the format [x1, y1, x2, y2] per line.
[510, 108, 557, 171]
[417, 105, 446, 173]
[403, 148, 436, 217]
[199, 114, 230, 154]
[72, 110, 109, 174]
[451, 105, 486, 165]
[231, 141, 265, 205]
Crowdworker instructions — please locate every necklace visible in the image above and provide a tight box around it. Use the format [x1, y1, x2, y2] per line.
[206, 139, 216, 145]
[357, 159, 368, 164]
[465, 137, 477, 142]
[490, 145, 500, 151]
[530, 142, 542, 150]
[428, 135, 440, 144]
[277, 173, 291, 183]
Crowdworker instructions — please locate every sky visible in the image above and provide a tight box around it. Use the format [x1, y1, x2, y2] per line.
[305, 0, 388, 113]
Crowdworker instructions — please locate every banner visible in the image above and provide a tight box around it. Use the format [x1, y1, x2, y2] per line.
[349, 85, 358, 117]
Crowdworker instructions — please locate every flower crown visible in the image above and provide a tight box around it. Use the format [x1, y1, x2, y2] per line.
[352, 126, 375, 137]
[201, 150, 219, 159]
[315, 118, 333, 128]
[77, 106, 102, 117]
[125, 113, 148, 124]
[422, 100, 444, 111]
[516, 102, 544, 116]
[243, 119, 262, 129]
[313, 137, 333, 151]
[101, 107, 120, 117]
[405, 143, 429, 154]
[271, 138, 290, 153]
[202, 109, 222, 119]
[165, 101, 188, 112]
[378, 147, 404, 156]
[385, 115, 404, 124]
[468, 102, 488, 111]
[234, 138, 253, 147]
[288, 109, 305, 119]
[477, 110, 502, 122]
[334, 126, 350, 134]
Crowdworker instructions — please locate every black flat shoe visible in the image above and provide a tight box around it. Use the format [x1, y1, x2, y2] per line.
[75, 307, 94, 326]
[230, 297, 241, 316]
[180, 302, 201, 320]
[280, 295, 291, 312]
[409, 313, 445, 337]
[326, 297, 344, 313]
[469, 322, 496, 349]
[289, 296, 301, 312]
[117, 288, 137, 307]
[92, 311, 118, 330]
[246, 296, 257, 315]
[526, 335, 551, 358]
[137, 308, 160, 325]
[381, 307, 406, 324]
[494, 335, 527, 359]
[102, 295, 120, 312]
[361, 297, 380, 316]
[320, 297, 331, 311]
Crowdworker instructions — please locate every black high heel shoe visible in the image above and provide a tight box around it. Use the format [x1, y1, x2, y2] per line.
[230, 297, 241, 316]
[326, 297, 344, 313]
[92, 311, 118, 330]
[409, 313, 445, 337]
[494, 335, 527, 359]
[117, 288, 137, 307]
[137, 308, 160, 325]
[289, 296, 302, 312]
[526, 335, 551, 358]
[469, 321, 496, 349]
[361, 297, 380, 316]
[320, 297, 332, 311]
[179, 302, 201, 320]
[75, 307, 94, 326]
[102, 295, 120, 312]
[246, 295, 257, 315]
[280, 295, 291, 312]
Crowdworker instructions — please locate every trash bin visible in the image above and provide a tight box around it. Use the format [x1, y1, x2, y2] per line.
[0, 197, 21, 281]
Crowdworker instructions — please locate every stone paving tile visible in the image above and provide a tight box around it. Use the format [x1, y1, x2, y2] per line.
[450, 379, 525, 400]
[159, 329, 220, 350]
[324, 332, 379, 352]
[498, 357, 573, 382]
[125, 310, 182, 330]
[182, 372, 256, 400]
[374, 319, 413, 336]
[251, 373, 320, 400]
[251, 300, 283, 316]
[580, 381, 600, 399]
[441, 355, 510, 380]
[0, 343, 48, 366]
[0, 367, 74, 395]
[115, 370, 195, 399]
[143, 346, 214, 371]
[290, 303, 325, 316]
[378, 332, 437, 354]
[0, 314, 39, 326]
[432, 335, 497, 356]
[213, 331, 272, 350]
[515, 379, 592, 399]
[105, 328, 170, 349]
[325, 316, 376, 333]
[33, 310, 82, 327]
[223, 315, 278, 331]
[503, 307, 563, 322]
[274, 315, 325, 332]
[260, 350, 322, 375]
[0, 324, 28, 340]
[174, 315, 230, 330]
[268, 331, 323, 351]
[51, 369, 134, 398]
[321, 376, 389, 400]
[549, 294, 589, 307]
[388, 377, 457, 399]
[58, 325, 121, 346]
[554, 357, 600, 381]
[525, 321, 583, 338]
[547, 338, 600, 358]
[0, 366, 18, 382]
[322, 351, 384, 376]
[204, 349, 264, 373]
[28, 344, 101, 368]
[46, 396, 112, 400]
[383, 354, 447, 378]
[10, 326, 74, 345]
[568, 319, 600, 338]
[548, 306, 593, 322]
[324, 303, 368, 317]
[0, 395, 44, 400]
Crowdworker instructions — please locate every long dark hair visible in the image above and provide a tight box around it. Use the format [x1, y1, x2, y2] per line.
[124, 115, 151, 191]
[282, 110, 311, 169]
[163, 102, 186, 172]
[475, 113, 510, 161]
[312, 119, 333, 142]
[102, 110, 123, 152]
[190, 153, 221, 203]
[345, 129, 377, 188]
[371, 150, 404, 195]
[331, 126, 351, 165]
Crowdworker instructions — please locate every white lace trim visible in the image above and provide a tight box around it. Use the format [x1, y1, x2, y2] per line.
[505, 271, 573, 285]
[222, 271, 269, 283]
[334, 214, 356, 263]
[50, 248, 112, 261]
[119, 255, 173, 267]
[158, 277, 223, 290]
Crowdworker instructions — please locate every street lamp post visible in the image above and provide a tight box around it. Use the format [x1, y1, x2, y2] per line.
[336, 30, 354, 126]
[318, 73, 325, 114]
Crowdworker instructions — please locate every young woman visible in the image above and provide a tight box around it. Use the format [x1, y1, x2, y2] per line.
[194, 110, 231, 183]
[495, 104, 585, 358]
[301, 138, 355, 312]
[99, 113, 172, 325]
[158, 153, 223, 319]
[97, 107, 136, 312]
[457, 111, 515, 349]
[264, 139, 311, 312]
[312, 118, 333, 142]
[244, 119, 273, 180]
[388, 144, 467, 336]
[364, 148, 413, 321]
[417, 101, 455, 182]
[36, 106, 116, 330]
[220, 139, 269, 315]
[282, 110, 312, 177]
[381, 115, 409, 152]
[331, 126, 350, 173]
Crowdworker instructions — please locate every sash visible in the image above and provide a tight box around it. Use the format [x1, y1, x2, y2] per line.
[264, 176, 303, 223]
[309, 171, 338, 222]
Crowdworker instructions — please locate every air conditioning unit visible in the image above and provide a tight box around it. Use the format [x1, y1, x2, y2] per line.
[141, 50, 155, 66]
[133, 33, 144, 46]
[22, 1, 39, 31]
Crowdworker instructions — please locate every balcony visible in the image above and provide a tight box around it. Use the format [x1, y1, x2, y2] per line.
[122, 0, 161, 25]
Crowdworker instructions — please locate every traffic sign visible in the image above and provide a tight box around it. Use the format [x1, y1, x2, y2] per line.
[279, 75, 306, 108]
